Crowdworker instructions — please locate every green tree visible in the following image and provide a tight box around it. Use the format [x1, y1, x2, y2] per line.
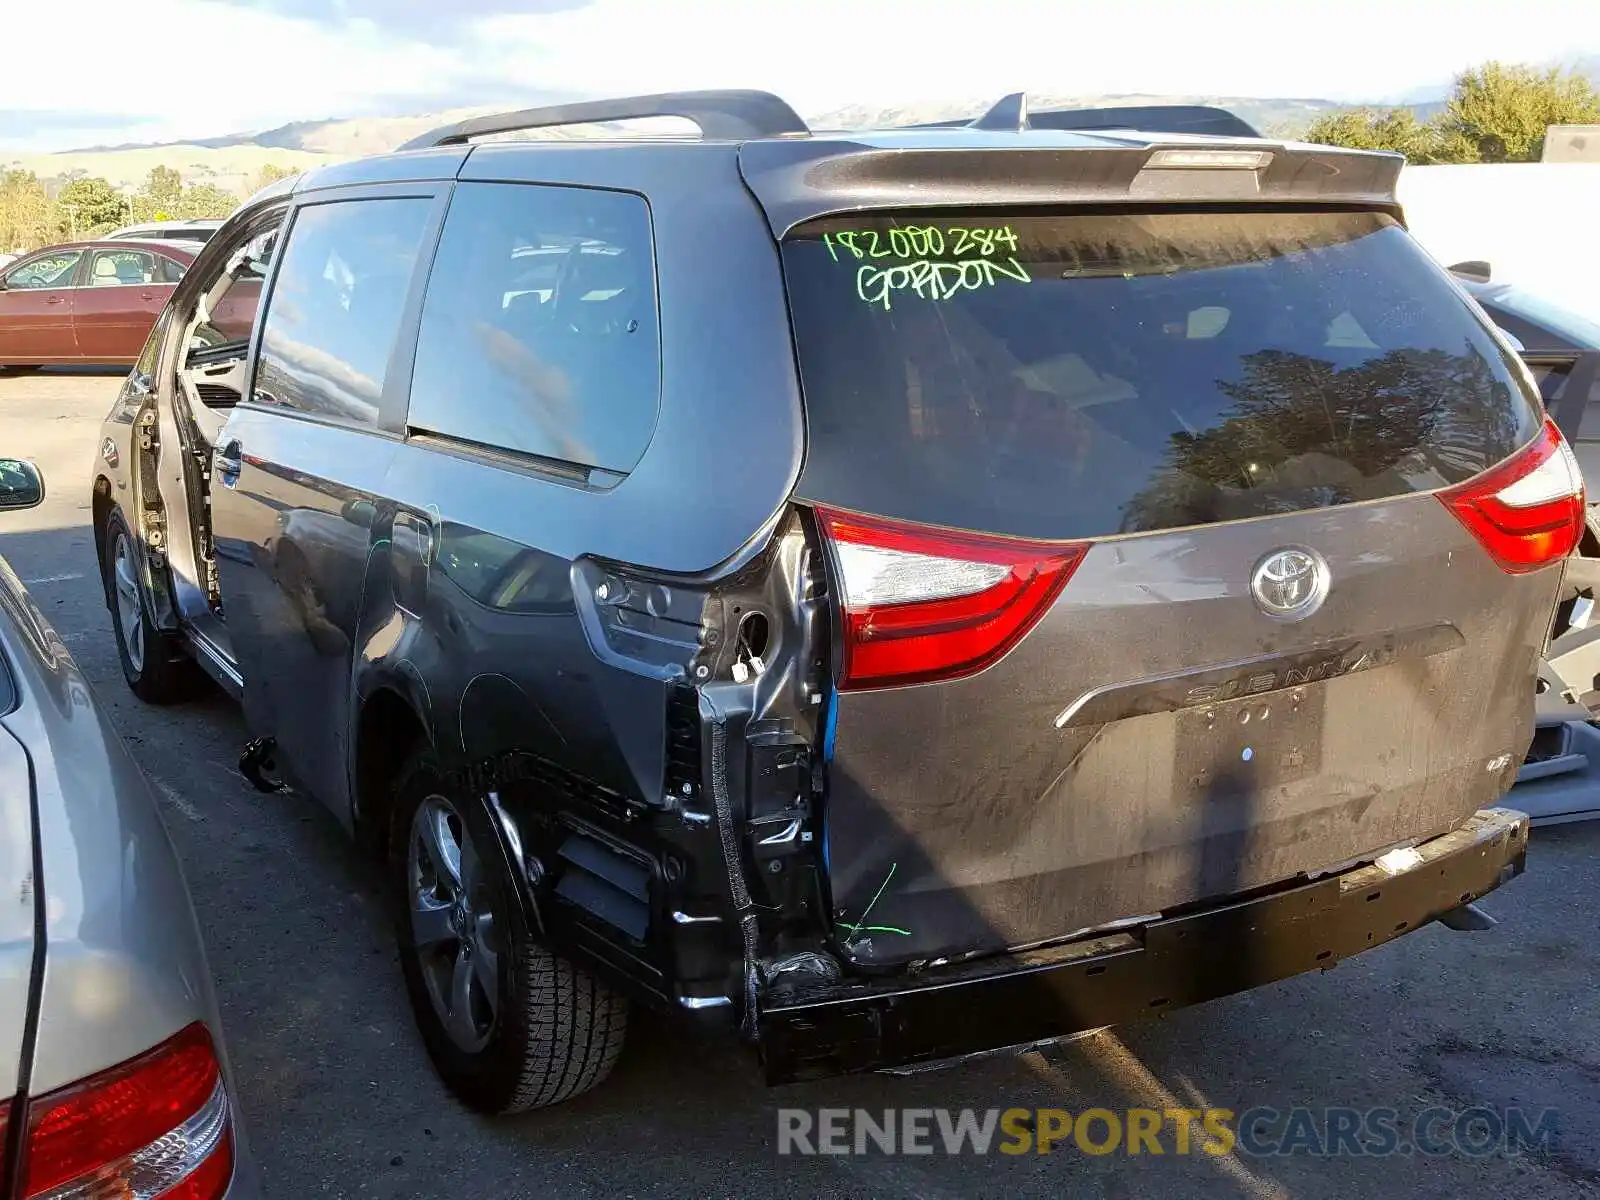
[0, 169, 56, 252]
[1302, 60, 1600, 164]
[1302, 107, 1466, 163]
[55, 176, 126, 238]
[250, 163, 300, 193]
[1439, 62, 1600, 162]
[139, 164, 184, 211]
[173, 182, 238, 219]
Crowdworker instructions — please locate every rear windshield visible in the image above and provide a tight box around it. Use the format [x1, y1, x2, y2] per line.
[781, 209, 1540, 540]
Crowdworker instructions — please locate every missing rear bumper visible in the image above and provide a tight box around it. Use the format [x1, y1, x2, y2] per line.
[759, 807, 1528, 1084]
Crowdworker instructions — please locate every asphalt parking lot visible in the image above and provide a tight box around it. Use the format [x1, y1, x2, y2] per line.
[3, 367, 1599, 1200]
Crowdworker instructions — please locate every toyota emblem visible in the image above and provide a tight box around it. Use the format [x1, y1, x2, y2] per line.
[1250, 547, 1330, 620]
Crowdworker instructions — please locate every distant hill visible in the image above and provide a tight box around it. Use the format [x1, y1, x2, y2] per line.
[0, 143, 340, 196]
[1, 80, 1562, 193]
[76, 105, 516, 157]
[808, 93, 1376, 138]
[13, 50, 1600, 191]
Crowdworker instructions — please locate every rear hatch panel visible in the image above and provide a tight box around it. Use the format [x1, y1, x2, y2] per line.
[823, 498, 1556, 965]
[769, 201, 1568, 968]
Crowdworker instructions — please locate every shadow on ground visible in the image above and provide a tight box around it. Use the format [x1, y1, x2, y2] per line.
[2, 399, 1597, 1199]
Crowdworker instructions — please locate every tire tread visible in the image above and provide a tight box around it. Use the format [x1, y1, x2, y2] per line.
[391, 752, 627, 1115]
[102, 510, 203, 704]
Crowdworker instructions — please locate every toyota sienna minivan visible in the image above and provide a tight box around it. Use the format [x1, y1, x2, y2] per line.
[89, 90, 1566, 1113]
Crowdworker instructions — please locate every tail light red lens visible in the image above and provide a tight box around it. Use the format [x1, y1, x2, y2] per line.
[1439, 417, 1585, 574]
[815, 507, 1088, 690]
[19, 1022, 233, 1200]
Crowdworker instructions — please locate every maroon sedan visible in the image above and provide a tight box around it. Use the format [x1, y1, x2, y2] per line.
[0, 239, 199, 368]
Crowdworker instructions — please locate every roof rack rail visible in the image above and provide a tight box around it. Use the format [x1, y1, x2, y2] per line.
[907, 95, 1263, 140]
[397, 89, 809, 150]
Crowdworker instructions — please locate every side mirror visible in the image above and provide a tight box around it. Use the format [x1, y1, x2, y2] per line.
[0, 460, 44, 511]
[1450, 260, 1492, 283]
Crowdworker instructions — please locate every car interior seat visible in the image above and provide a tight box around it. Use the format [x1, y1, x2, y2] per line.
[554, 247, 643, 336]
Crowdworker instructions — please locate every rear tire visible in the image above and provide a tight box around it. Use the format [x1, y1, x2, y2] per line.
[102, 509, 202, 703]
[389, 751, 628, 1114]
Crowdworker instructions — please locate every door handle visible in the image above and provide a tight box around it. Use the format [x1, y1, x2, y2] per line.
[215, 439, 243, 488]
[44, 296, 65, 305]
[140, 291, 158, 302]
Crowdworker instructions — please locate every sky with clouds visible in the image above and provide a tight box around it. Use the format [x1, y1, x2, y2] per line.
[3, 0, 1598, 151]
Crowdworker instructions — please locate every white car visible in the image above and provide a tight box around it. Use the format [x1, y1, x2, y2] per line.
[104, 220, 225, 245]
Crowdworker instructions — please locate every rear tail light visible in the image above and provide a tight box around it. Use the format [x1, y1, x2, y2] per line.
[16, 1022, 233, 1200]
[1439, 417, 1585, 574]
[815, 507, 1087, 690]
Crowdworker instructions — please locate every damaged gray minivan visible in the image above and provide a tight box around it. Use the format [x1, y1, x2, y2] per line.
[90, 91, 1577, 1112]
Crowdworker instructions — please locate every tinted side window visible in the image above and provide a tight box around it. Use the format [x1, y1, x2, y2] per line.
[407, 182, 660, 474]
[158, 255, 187, 284]
[5, 251, 81, 290]
[192, 224, 281, 349]
[88, 249, 156, 286]
[254, 198, 432, 427]
[1553, 363, 1600, 442]
[1579, 383, 1600, 441]
[1480, 306, 1549, 352]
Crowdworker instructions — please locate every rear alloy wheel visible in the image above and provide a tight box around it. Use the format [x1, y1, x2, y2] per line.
[409, 794, 501, 1054]
[102, 509, 201, 703]
[391, 753, 628, 1113]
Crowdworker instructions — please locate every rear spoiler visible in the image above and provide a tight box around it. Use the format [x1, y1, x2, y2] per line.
[904, 94, 1262, 139]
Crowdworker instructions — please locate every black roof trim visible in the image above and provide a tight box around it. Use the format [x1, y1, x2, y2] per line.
[910, 100, 1262, 140]
[397, 90, 809, 149]
[1036, 104, 1261, 139]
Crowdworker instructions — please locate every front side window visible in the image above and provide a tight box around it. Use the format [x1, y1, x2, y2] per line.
[191, 224, 281, 350]
[407, 182, 661, 474]
[5, 251, 82, 290]
[158, 256, 188, 284]
[782, 209, 1541, 540]
[88, 249, 157, 287]
[253, 197, 432, 427]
